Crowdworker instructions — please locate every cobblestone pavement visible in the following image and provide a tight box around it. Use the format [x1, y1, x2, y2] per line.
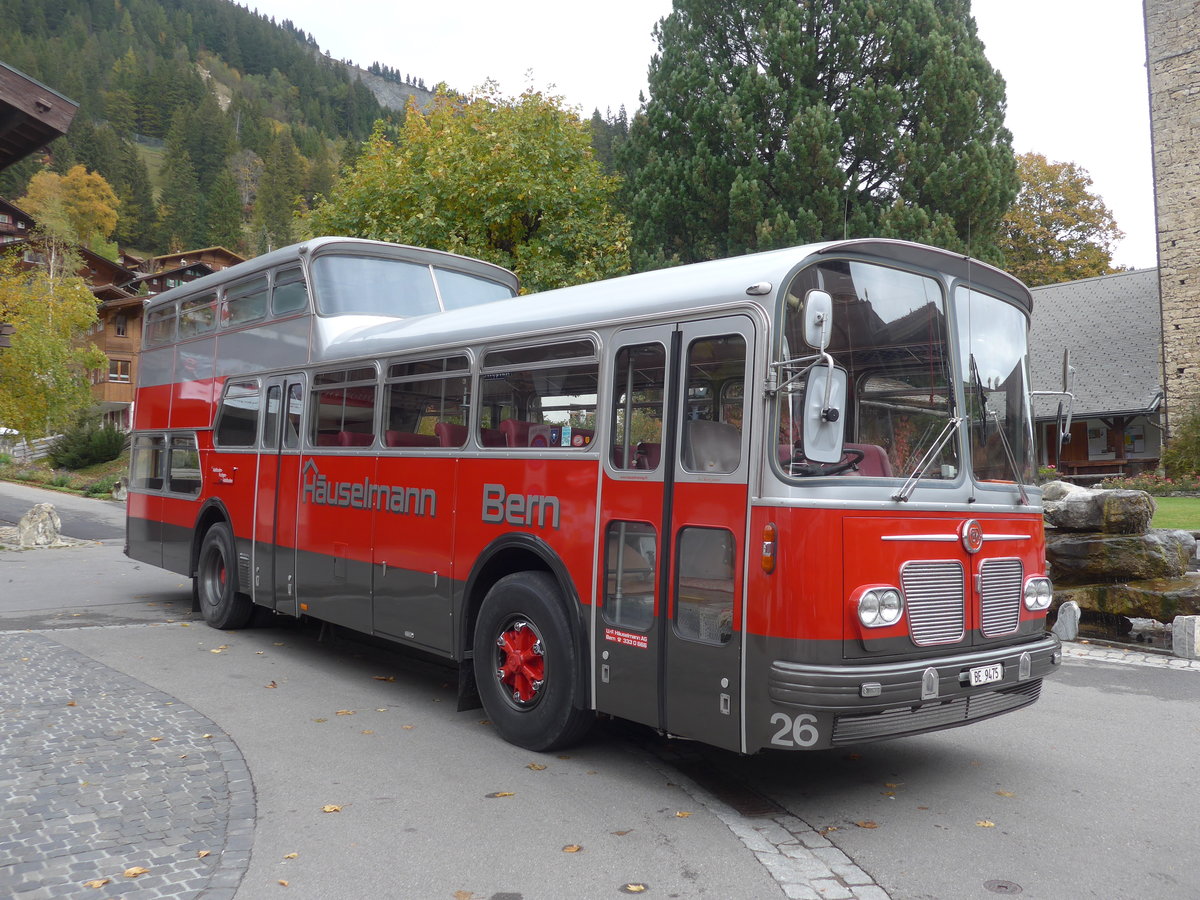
[0, 633, 254, 900]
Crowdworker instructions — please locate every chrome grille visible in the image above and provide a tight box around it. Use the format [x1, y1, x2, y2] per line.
[980, 558, 1024, 637]
[902, 560, 965, 645]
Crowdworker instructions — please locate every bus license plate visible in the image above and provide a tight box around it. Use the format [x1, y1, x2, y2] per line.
[969, 663, 1003, 686]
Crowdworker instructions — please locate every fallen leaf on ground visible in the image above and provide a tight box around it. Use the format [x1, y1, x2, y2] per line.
[360, 730, 374, 735]
[202, 733, 212, 739]
[977, 820, 996, 828]
[855, 821, 878, 829]
[322, 805, 342, 813]
[197, 851, 210, 858]
[818, 826, 840, 834]
[562, 844, 582, 853]
[402, 725, 415, 730]
[611, 830, 632, 836]
[265, 681, 277, 689]
[149, 737, 162, 742]
[335, 710, 354, 716]
[283, 853, 298, 859]
[527, 763, 546, 771]
[486, 792, 515, 798]
[83, 878, 110, 888]
[675, 811, 692, 818]
[621, 885, 647, 894]
[67, 701, 76, 707]
[278, 880, 289, 886]
[373, 675, 396, 682]
[995, 790, 1015, 798]
[453, 892, 475, 900]
[478, 719, 491, 726]
[313, 718, 327, 723]
[123, 867, 149, 878]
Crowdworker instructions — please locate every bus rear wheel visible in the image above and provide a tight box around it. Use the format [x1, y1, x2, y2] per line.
[473, 571, 592, 752]
[196, 522, 254, 630]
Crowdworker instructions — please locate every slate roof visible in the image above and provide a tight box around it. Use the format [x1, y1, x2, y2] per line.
[1028, 268, 1162, 421]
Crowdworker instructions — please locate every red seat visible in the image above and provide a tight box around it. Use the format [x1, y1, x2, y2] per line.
[338, 431, 374, 447]
[480, 427, 506, 448]
[435, 422, 468, 447]
[499, 419, 532, 447]
[845, 442, 892, 477]
[635, 442, 661, 470]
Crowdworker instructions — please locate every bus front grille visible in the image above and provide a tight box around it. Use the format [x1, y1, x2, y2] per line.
[980, 558, 1024, 637]
[901, 560, 965, 645]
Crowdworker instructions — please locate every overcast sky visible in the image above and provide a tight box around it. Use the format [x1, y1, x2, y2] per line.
[242, 0, 1156, 271]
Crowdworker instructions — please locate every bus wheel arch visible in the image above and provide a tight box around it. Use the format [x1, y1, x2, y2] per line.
[473, 569, 592, 752]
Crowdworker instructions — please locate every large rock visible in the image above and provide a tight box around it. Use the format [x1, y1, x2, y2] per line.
[1042, 480, 1156, 534]
[1053, 577, 1200, 622]
[17, 503, 61, 548]
[1047, 529, 1195, 584]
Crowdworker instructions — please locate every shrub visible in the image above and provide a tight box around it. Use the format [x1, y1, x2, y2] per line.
[1163, 402, 1200, 478]
[47, 418, 126, 470]
[1099, 471, 1200, 495]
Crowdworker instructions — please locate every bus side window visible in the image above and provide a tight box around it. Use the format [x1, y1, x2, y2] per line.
[384, 356, 470, 448]
[283, 383, 302, 450]
[680, 335, 745, 475]
[603, 521, 657, 630]
[214, 380, 262, 448]
[222, 275, 268, 327]
[675, 527, 734, 644]
[130, 434, 166, 491]
[480, 341, 598, 449]
[272, 267, 309, 316]
[311, 367, 377, 447]
[167, 433, 201, 495]
[611, 343, 666, 470]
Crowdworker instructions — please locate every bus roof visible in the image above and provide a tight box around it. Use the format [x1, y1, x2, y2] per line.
[320, 239, 1032, 363]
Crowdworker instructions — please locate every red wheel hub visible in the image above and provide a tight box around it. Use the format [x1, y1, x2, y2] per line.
[496, 620, 545, 704]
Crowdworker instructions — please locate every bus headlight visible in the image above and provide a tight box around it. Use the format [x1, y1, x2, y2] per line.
[1023, 576, 1054, 611]
[857, 587, 904, 628]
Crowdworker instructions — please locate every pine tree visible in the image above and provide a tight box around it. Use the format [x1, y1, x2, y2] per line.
[156, 148, 205, 251]
[253, 131, 302, 252]
[621, 0, 1018, 270]
[205, 168, 244, 252]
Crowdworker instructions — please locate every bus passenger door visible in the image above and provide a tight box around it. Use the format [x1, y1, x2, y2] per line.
[663, 318, 754, 752]
[595, 326, 673, 730]
[256, 376, 304, 614]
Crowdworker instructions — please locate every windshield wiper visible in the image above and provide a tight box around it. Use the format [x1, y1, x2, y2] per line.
[892, 416, 964, 502]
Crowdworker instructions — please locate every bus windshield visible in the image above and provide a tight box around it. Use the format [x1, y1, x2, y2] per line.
[778, 259, 958, 480]
[956, 285, 1035, 486]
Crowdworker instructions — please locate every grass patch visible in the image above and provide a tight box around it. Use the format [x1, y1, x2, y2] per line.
[0, 452, 129, 497]
[1151, 496, 1200, 531]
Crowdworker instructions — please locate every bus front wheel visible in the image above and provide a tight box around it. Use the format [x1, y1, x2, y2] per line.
[473, 571, 592, 752]
[196, 522, 254, 630]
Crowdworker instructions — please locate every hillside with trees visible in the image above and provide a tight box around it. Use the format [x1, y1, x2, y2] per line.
[0, 0, 429, 256]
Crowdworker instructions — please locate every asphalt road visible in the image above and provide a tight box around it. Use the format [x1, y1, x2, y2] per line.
[2, 480, 1199, 899]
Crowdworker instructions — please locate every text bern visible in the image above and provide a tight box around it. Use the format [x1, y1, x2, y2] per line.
[482, 483, 561, 529]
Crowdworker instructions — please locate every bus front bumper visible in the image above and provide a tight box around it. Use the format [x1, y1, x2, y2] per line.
[766, 634, 1061, 746]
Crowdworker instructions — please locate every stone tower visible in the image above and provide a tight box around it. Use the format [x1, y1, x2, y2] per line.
[1146, 0, 1200, 437]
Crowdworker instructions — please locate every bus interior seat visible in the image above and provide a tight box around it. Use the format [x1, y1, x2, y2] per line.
[316, 431, 340, 446]
[435, 422, 468, 447]
[499, 419, 532, 447]
[682, 420, 741, 472]
[634, 442, 661, 470]
[338, 431, 374, 447]
[846, 442, 893, 477]
[385, 430, 438, 447]
[480, 427, 506, 448]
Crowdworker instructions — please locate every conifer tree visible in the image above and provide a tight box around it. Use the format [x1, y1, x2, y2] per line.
[621, 0, 1018, 270]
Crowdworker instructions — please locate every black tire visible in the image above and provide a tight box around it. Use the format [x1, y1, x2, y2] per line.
[473, 571, 592, 752]
[195, 522, 254, 630]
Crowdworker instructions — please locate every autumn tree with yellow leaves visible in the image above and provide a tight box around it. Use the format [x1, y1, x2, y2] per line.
[307, 84, 630, 293]
[999, 152, 1124, 287]
[0, 252, 105, 438]
[18, 165, 120, 258]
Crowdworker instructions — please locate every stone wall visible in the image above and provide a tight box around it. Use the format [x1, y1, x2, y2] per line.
[1147, 0, 1200, 435]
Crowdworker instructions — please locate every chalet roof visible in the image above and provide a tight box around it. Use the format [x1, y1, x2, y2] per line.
[1029, 268, 1162, 421]
[0, 61, 78, 171]
[151, 246, 245, 269]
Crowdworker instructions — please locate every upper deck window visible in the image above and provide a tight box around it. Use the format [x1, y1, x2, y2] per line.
[179, 292, 218, 338]
[145, 306, 177, 347]
[272, 266, 309, 315]
[311, 255, 440, 317]
[222, 275, 268, 327]
[435, 267, 517, 310]
[310, 254, 516, 318]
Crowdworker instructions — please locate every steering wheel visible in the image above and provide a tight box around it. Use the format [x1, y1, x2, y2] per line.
[786, 447, 865, 477]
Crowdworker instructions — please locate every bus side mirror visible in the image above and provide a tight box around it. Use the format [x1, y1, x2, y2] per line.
[803, 364, 848, 463]
[803, 290, 833, 350]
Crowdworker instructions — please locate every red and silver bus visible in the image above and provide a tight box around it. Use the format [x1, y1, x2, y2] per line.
[127, 236, 1061, 753]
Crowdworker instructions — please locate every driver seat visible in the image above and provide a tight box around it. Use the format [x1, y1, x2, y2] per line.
[845, 442, 892, 477]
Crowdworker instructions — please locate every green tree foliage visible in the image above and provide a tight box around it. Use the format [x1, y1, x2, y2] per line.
[1163, 401, 1200, 478]
[0, 253, 105, 438]
[156, 149, 205, 251]
[47, 416, 126, 469]
[621, 0, 1018, 270]
[253, 131, 303, 253]
[308, 86, 630, 292]
[206, 169, 245, 252]
[999, 152, 1124, 287]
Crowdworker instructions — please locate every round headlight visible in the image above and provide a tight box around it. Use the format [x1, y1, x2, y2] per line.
[878, 589, 904, 625]
[1024, 577, 1053, 611]
[858, 590, 881, 626]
